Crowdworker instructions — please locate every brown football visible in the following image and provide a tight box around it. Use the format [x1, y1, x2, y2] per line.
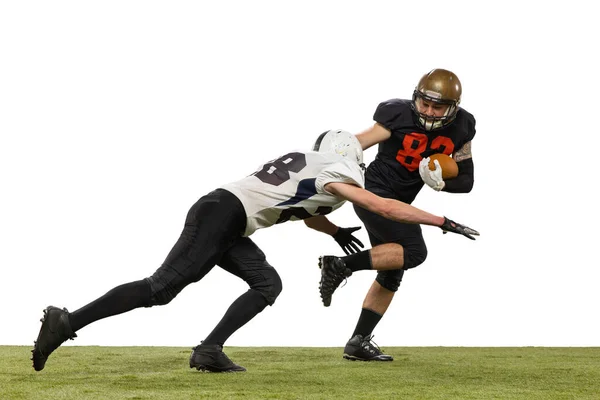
[428, 153, 459, 180]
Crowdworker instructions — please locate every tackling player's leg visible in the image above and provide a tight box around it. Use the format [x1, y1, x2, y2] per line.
[189, 344, 247, 373]
[31, 189, 246, 371]
[31, 306, 77, 371]
[31, 279, 152, 371]
[189, 237, 282, 373]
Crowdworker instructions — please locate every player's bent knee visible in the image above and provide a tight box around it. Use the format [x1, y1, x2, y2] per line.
[147, 286, 177, 306]
[252, 270, 283, 305]
[145, 262, 199, 306]
[402, 244, 428, 270]
[145, 276, 186, 306]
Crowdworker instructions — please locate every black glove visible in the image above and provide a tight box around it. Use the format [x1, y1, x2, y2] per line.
[441, 217, 480, 240]
[332, 226, 364, 255]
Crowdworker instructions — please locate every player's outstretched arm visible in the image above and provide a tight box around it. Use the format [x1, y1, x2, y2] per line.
[324, 182, 479, 240]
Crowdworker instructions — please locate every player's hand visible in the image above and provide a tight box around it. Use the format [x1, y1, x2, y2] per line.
[332, 226, 364, 255]
[440, 217, 480, 240]
[419, 157, 445, 191]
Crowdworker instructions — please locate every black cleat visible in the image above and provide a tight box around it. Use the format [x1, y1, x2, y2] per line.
[343, 334, 394, 361]
[189, 344, 246, 373]
[31, 306, 77, 371]
[319, 256, 352, 307]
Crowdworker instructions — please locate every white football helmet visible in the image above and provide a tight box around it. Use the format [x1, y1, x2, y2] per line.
[313, 129, 364, 166]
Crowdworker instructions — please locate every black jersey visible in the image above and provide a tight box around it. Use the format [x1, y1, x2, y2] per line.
[366, 99, 476, 203]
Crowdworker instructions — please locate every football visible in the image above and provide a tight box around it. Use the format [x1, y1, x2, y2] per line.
[428, 153, 459, 180]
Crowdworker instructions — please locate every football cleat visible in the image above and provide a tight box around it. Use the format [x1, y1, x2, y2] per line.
[189, 344, 246, 373]
[31, 306, 77, 371]
[343, 334, 394, 362]
[318, 256, 352, 307]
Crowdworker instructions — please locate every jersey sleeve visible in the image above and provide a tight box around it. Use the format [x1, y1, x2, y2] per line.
[373, 99, 404, 130]
[464, 112, 476, 143]
[315, 159, 365, 194]
[455, 108, 476, 146]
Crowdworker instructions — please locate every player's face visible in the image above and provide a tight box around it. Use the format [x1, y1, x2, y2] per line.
[415, 97, 449, 117]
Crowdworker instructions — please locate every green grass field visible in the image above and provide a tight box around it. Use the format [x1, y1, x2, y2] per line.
[1, 346, 599, 399]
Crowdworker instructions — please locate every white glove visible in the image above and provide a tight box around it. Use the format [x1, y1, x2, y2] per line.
[419, 157, 445, 191]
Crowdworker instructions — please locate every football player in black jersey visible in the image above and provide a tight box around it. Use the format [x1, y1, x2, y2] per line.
[318, 69, 477, 361]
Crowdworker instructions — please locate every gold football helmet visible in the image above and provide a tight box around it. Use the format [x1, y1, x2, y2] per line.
[411, 69, 462, 131]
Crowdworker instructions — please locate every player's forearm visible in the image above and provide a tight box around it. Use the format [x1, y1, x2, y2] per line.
[303, 215, 338, 235]
[379, 198, 444, 227]
[443, 158, 474, 193]
[325, 182, 444, 227]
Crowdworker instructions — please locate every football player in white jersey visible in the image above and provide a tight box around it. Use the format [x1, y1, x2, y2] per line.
[31, 130, 478, 373]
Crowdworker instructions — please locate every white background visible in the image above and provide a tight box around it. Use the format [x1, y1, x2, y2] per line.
[1, 1, 599, 348]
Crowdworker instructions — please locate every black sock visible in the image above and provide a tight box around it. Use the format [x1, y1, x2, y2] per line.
[342, 250, 372, 272]
[202, 289, 269, 347]
[352, 308, 383, 337]
[68, 279, 152, 333]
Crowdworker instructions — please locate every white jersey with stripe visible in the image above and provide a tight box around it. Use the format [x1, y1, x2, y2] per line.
[220, 151, 364, 237]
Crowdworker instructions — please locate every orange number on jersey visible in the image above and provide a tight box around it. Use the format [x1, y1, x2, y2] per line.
[396, 134, 456, 170]
[430, 136, 455, 156]
[395, 133, 428, 171]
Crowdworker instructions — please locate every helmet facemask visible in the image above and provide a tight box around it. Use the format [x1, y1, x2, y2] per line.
[410, 68, 462, 131]
[411, 91, 459, 131]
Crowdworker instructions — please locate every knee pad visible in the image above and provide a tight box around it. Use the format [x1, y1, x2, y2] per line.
[402, 242, 428, 270]
[374, 241, 428, 292]
[376, 269, 404, 292]
[251, 269, 283, 305]
[145, 277, 178, 306]
[145, 265, 193, 306]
